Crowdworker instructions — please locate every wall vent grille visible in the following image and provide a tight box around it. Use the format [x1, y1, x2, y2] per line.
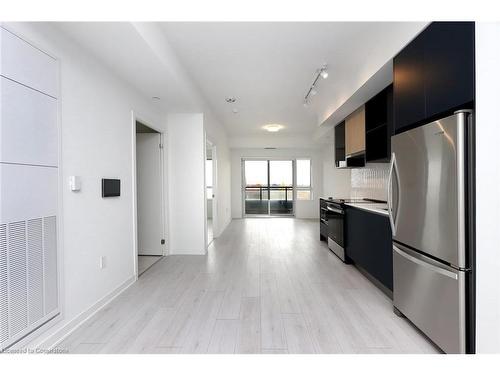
[27, 218, 44, 324]
[0, 216, 58, 351]
[0, 225, 9, 344]
[43, 216, 58, 315]
[7, 221, 28, 337]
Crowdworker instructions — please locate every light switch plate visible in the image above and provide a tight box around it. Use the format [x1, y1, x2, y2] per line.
[69, 176, 81, 191]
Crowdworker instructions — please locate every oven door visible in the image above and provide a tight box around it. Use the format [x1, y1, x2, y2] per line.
[327, 204, 345, 260]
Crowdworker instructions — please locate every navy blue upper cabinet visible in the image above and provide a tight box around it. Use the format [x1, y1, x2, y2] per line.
[394, 22, 475, 134]
[393, 32, 427, 132]
[424, 22, 475, 119]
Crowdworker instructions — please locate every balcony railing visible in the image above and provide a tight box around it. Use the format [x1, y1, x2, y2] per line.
[244, 186, 293, 215]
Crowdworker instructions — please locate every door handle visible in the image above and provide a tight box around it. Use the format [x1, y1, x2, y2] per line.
[387, 153, 396, 236]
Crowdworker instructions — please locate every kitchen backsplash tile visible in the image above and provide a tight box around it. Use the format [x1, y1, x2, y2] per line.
[351, 163, 389, 201]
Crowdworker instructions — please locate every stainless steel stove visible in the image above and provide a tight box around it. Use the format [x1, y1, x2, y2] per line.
[323, 198, 385, 262]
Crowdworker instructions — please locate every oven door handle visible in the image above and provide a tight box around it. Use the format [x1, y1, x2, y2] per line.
[326, 206, 343, 214]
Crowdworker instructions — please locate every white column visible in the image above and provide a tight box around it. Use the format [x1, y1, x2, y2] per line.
[167, 113, 206, 254]
[475, 22, 500, 353]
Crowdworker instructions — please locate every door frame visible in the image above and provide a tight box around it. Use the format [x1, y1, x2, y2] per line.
[131, 111, 167, 280]
[241, 157, 296, 217]
[205, 138, 217, 249]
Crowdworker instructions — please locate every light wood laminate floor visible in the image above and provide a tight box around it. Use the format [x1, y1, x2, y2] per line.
[60, 218, 440, 354]
[138, 255, 163, 276]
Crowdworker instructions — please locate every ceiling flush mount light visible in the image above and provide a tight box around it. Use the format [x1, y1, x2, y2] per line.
[232, 108, 239, 114]
[262, 124, 285, 132]
[304, 63, 328, 106]
[225, 97, 236, 103]
[152, 96, 161, 100]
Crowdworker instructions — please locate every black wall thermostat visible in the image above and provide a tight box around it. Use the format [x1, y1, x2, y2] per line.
[102, 178, 120, 197]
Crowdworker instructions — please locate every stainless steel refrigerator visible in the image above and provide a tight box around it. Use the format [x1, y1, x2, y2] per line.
[389, 110, 474, 354]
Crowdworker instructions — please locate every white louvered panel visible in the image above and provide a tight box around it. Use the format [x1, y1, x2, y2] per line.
[7, 221, 28, 337]
[0, 224, 8, 344]
[43, 216, 57, 314]
[27, 218, 44, 324]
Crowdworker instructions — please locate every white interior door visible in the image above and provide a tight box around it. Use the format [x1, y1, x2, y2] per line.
[136, 133, 164, 256]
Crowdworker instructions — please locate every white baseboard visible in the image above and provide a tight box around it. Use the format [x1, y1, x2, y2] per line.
[29, 275, 136, 350]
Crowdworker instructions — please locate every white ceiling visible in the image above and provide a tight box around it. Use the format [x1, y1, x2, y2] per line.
[54, 22, 202, 112]
[54, 22, 426, 142]
[161, 22, 427, 137]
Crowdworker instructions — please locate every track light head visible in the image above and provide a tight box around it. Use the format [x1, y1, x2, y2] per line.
[304, 63, 328, 105]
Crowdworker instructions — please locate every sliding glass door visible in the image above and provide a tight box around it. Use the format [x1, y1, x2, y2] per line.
[243, 159, 294, 216]
[244, 160, 269, 215]
[269, 160, 293, 215]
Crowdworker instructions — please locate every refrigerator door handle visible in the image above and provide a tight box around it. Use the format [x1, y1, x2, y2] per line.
[387, 152, 396, 236]
[393, 153, 401, 224]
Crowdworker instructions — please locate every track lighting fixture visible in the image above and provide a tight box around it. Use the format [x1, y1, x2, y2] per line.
[304, 64, 328, 106]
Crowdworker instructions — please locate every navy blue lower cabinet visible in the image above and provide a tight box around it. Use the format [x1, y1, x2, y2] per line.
[345, 207, 393, 291]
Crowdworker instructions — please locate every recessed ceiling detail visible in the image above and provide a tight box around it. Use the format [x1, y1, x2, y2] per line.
[55, 22, 428, 140]
[161, 22, 427, 138]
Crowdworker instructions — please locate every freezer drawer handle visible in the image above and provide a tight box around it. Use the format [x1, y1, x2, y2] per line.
[393, 246, 458, 280]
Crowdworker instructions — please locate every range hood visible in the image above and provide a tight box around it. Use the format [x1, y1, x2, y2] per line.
[337, 150, 365, 168]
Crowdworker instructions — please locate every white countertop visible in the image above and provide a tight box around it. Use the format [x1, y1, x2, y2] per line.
[345, 202, 389, 217]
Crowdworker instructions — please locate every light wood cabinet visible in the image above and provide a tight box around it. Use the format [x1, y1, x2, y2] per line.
[345, 105, 365, 156]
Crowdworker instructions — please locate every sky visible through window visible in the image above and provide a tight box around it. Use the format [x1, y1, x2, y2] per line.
[297, 159, 311, 188]
[244, 160, 310, 187]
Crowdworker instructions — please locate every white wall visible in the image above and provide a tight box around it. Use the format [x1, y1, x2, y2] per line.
[132, 23, 233, 240]
[475, 22, 500, 353]
[2, 22, 165, 344]
[167, 113, 206, 254]
[231, 148, 322, 219]
[205, 113, 232, 237]
[321, 143, 352, 199]
[230, 134, 318, 149]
